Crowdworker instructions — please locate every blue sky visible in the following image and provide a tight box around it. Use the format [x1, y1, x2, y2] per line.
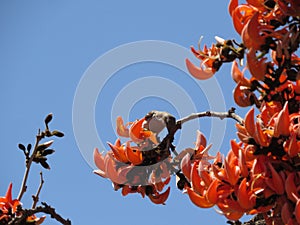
[0, 1, 251, 224]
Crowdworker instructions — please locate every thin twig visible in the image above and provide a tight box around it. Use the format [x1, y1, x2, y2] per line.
[8, 202, 71, 225]
[32, 172, 44, 209]
[177, 107, 244, 126]
[17, 132, 42, 201]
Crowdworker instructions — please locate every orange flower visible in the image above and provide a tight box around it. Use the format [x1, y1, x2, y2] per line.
[231, 60, 251, 86]
[241, 12, 272, 51]
[185, 58, 215, 80]
[230, 4, 256, 34]
[94, 114, 174, 204]
[0, 183, 21, 221]
[185, 37, 226, 80]
[246, 48, 268, 81]
[233, 82, 255, 107]
[25, 215, 46, 225]
[0, 183, 45, 224]
[116, 116, 156, 144]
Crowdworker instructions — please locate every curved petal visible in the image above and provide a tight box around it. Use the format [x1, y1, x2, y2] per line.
[285, 133, 299, 157]
[129, 118, 152, 143]
[233, 82, 253, 107]
[285, 172, 298, 202]
[116, 116, 129, 137]
[93, 148, 106, 172]
[187, 187, 214, 208]
[191, 161, 205, 194]
[105, 156, 127, 184]
[5, 183, 13, 203]
[148, 187, 170, 205]
[125, 142, 143, 165]
[246, 48, 267, 80]
[224, 155, 240, 186]
[195, 130, 207, 149]
[185, 58, 214, 80]
[228, 0, 238, 17]
[206, 179, 219, 204]
[180, 153, 192, 181]
[237, 178, 255, 210]
[231, 61, 251, 86]
[238, 149, 249, 177]
[232, 5, 255, 34]
[242, 12, 268, 51]
[244, 107, 256, 137]
[265, 162, 284, 195]
[224, 211, 244, 221]
[107, 141, 129, 163]
[273, 102, 290, 137]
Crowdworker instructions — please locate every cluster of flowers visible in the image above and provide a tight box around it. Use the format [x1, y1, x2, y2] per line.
[182, 101, 300, 223]
[182, 0, 300, 224]
[94, 114, 173, 205]
[94, 0, 300, 223]
[0, 183, 45, 225]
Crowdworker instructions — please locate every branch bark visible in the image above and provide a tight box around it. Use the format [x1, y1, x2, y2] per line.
[32, 172, 44, 209]
[17, 132, 42, 201]
[8, 202, 71, 225]
[177, 107, 244, 126]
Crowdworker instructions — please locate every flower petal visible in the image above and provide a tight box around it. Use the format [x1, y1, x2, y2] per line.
[185, 58, 214, 80]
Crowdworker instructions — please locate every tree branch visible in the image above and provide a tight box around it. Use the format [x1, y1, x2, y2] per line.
[32, 172, 44, 209]
[177, 107, 244, 126]
[17, 132, 42, 201]
[8, 202, 71, 225]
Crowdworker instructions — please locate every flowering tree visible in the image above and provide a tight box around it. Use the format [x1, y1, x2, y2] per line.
[94, 0, 300, 224]
[0, 114, 71, 225]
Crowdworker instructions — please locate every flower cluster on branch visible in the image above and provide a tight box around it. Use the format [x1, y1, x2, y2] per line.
[94, 0, 300, 224]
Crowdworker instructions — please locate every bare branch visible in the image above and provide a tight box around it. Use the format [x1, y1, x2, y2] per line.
[177, 107, 244, 126]
[32, 172, 44, 209]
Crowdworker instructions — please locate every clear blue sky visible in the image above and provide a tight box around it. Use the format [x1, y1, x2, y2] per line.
[0, 1, 251, 224]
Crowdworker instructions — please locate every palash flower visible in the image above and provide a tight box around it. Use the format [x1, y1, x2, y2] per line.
[186, 34, 247, 81]
[229, 1, 257, 35]
[179, 131, 261, 221]
[240, 102, 300, 151]
[231, 60, 251, 86]
[237, 103, 300, 223]
[233, 82, 256, 107]
[177, 102, 300, 223]
[0, 183, 45, 224]
[0, 183, 21, 222]
[229, 0, 288, 35]
[94, 116, 172, 205]
[229, 0, 298, 53]
[246, 48, 268, 81]
[230, 60, 262, 107]
[185, 37, 226, 80]
[95, 0, 300, 221]
[241, 12, 272, 51]
[93, 148, 172, 205]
